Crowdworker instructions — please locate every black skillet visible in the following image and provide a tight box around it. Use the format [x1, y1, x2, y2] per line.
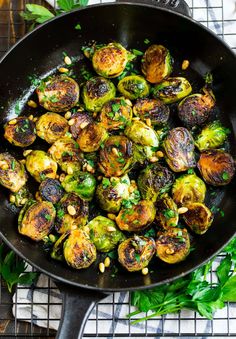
[0, 0, 236, 338]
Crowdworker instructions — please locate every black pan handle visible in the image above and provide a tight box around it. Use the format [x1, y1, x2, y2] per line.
[56, 282, 108, 339]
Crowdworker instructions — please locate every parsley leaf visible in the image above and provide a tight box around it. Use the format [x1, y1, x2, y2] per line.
[21, 4, 55, 25]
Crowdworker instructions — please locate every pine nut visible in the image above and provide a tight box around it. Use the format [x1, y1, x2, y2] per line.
[104, 257, 111, 268]
[107, 226, 116, 232]
[20, 159, 26, 165]
[59, 173, 65, 182]
[67, 205, 76, 216]
[86, 164, 94, 173]
[27, 100, 37, 108]
[149, 156, 159, 163]
[128, 186, 135, 194]
[59, 67, 69, 73]
[33, 117, 38, 122]
[178, 207, 188, 214]
[182, 59, 190, 70]
[99, 262, 105, 273]
[146, 118, 151, 127]
[156, 151, 164, 158]
[125, 99, 132, 106]
[23, 149, 32, 157]
[97, 175, 103, 181]
[8, 119, 17, 125]
[142, 267, 149, 275]
[21, 198, 27, 205]
[132, 117, 140, 121]
[67, 166, 74, 175]
[64, 111, 71, 120]
[9, 195, 16, 203]
[80, 121, 89, 129]
[107, 214, 116, 221]
[112, 147, 119, 156]
[0, 161, 8, 170]
[166, 248, 175, 255]
[68, 118, 75, 126]
[64, 56, 72, 65]
[28, 115, 34, 120]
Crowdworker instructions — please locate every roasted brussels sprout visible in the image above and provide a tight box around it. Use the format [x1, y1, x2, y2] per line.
[141, 44, 172, 84]
[152, 77, 192, 104]
[116, 200, 156, 232]
[18, 200, 56, 241]
[64, 229, 96, 269]
[155, 195, 179, 228]
[197, 150, 235, 186]
[9, 186, 32, 207]
[69, 112, 93, 139]
[82, 76, 116, 112]
[36, 112, 69, 144]
[39, 178, 64, 204]
[172, 173, 206, 206]
[99, 135, 133, 177]
[118, 235, 156, 272]
[137, 163, 174, 202]
[77, 122, 108, 152]
[163, 127, 196, 172]
[156, 227, 190, 264]
[92, 43, 129, 78]
[4, 117, 36, 147]
[61, 172, 96, 201]
[124, 120, 159, 147]
[37, 75, 80, 112]
[195, 121, 230, 151]
[55, 193, 89, 234]
[133, 98, 169, 126]
[25, 150, 57, 183]
[183, 202, 213, 234]
[0, 153, 27, 192]
[117, 75, 150, 100]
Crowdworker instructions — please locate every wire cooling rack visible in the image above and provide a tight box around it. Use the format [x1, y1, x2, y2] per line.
[0, 0, 236, 338]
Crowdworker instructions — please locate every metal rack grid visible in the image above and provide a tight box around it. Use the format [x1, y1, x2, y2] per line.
[0, 0, 236, 337]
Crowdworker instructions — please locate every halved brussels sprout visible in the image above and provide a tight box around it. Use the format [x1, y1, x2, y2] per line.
[9, 186, 32, 207]
[163, 127, 196, 172]
[77, 122, 108, 152]
[0, 153, 27, 192]
[18, 200, 56, 241]
[195, 121, 230, 151]
[36, 112, 69, 144]
[69, 112, 93, 139]
[4, 117, 36, 147]
[183, 202, 213, 234]
[25, 150, 57, 183]
[137, 163, 174, 202]
[133, 98, 169, 126]
[117, 75, 150, 100]
[156, 227, 190, 264]
[99, 135, 133, 177]
[124, 120, 159, 147]
[152, 77, 192, 104]
[172, 173, 206, 206]
[39, 178, 64, 204]
[82, 76, 116, 112]
[61, 172, 96, 201]
[37, 75, 80, 113]
[87, 216, 125, 252]
[155, 195, 179, 228]
[118, 235, 156, 272]
[141, 44, 172, 84]
[197, 150, 235, 186]
[116, 200, 156, 232]
[64, 229, 96, 269]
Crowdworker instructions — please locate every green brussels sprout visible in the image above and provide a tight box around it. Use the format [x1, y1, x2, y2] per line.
[195, 121, 230, 151]
[25, 150, 57, 183]
[36, 112, 69, 144]
[77, 122, 108, 152]
[137, 163, 174, 202]
[39, 178, 64, 204]
[141, 44, 172, 84]
[163, 127, 196, 172]
[61, 172, 96, 201]
[4, 117, 36, 147]
[18, 200, 56, 241]
[87, 216, 125, 252]
[9, 186, 32, 207]
[152, 77, 192, 104]
[197, 150, 235, 186]
[82, 76, 116, 112]
[0, 153, 27, 192]
[118, 235, 156, 272]
[156, 227, 190, 264]
[133, 98, 169, 126]
[172, 173, 206, 206]
[117, 75, 150, 100]
[99, 135, 133, 177]
[155, 195, 179, 229]
[124, 120, 159, 147]
[64, 229, 97, 269]
[36, 75, 80, 113]
[183, 202, 213, 234]
[116, 200, 156, 232]
[69, 112, 93, 139]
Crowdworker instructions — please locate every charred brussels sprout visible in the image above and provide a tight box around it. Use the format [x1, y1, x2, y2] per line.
[172, 173, 206, 206]
[118, 235, 156, 272]
[37, 75, 80, 113]
[99, 135, 133, 177]
[195, 121, 230, 151]
[36, 112, 69, 144]
[61, 172, 96, 201]
[141, 44, 172, 84]
[69, 112, 93, 139]
[82, 76, 116, 112]
[155, 195, 179, 228]
[197, 150, 235, 186]
[183, 202, 213, 234]
[156, 227, 190, 264]
[4, 117, 36, 147]
[64, 229, 96, 269]
[9, 186, 32, 207]
[18, 200, 56, 241]
[117, 75, 150, 100]
[133, 98, 169, 126]
[163, 127, 196, 172]
[25, 150, 57, 183]
[0, 153, 27, 192]
[124, 120, 159, 147]
[39, 178, 64, 204]
[77, 123, 108, 152]
[152, 77, 192, 104]
[116, 200, 156, 232]
[87, 216, 125, 252]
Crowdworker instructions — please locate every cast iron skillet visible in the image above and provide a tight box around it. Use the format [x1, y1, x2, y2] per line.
[0, 0, 236, 338]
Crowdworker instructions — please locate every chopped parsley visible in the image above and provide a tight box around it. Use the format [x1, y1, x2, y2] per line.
[163, 209, 176, 219]
[112, 103, 121, 113]
[45, 214, 51, 221]
[11, 160, 16, 170]
[57, 209, 65, 219]
[222, 171, 229, 181]
[144, 38, 150, 44]
[102, 178, 110, 189]
[75, 23, 81, 30]
[132, 49, 144, 56]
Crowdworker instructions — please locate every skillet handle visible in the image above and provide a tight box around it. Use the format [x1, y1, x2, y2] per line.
[56, 282, 108, 339]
